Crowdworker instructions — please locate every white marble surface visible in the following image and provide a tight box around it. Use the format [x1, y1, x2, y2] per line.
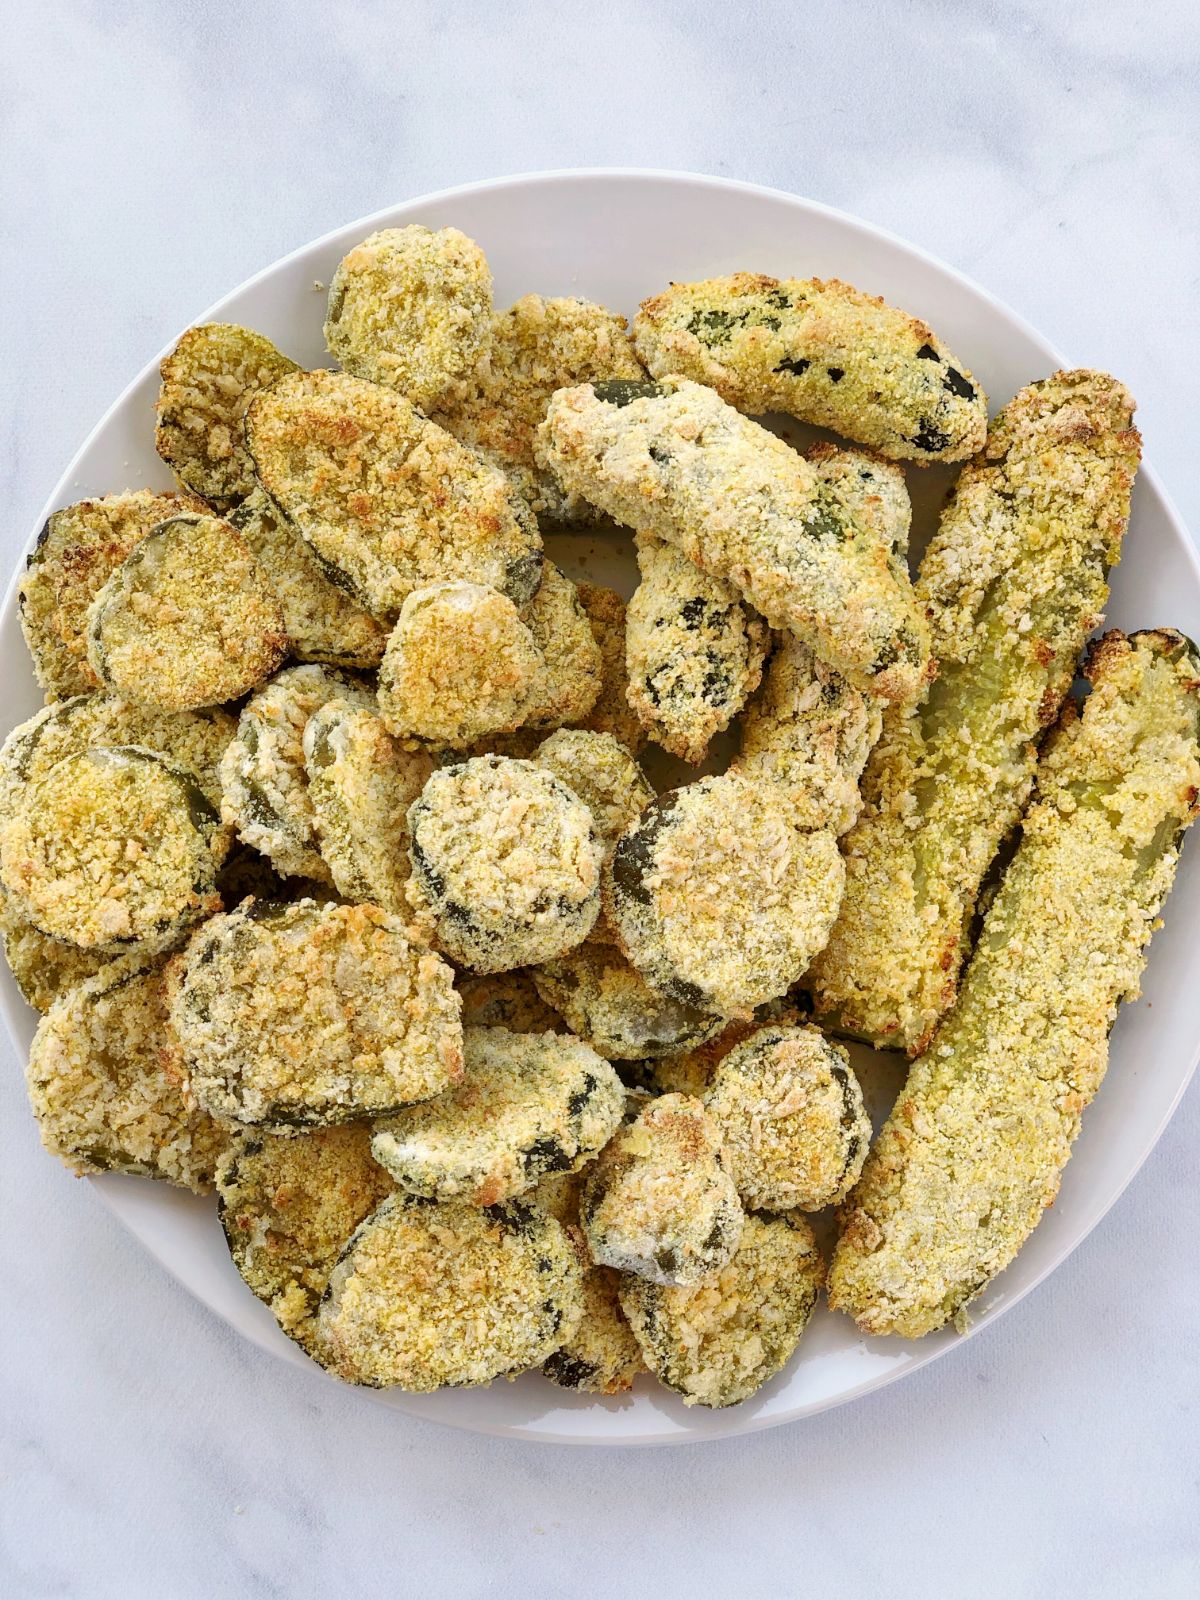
[3, 2, 1199, 1595]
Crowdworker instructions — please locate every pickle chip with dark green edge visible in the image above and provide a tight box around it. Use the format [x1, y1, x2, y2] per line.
[532, 944, 722, 1061]
[1, 897, 109, 1012]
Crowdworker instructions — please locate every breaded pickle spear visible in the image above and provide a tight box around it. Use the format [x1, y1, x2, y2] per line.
[538, 378, 930, 702]
[830, 630, 1200, 1338]
[809, 372, 1141, 1051]
[634, 272, 987, 463]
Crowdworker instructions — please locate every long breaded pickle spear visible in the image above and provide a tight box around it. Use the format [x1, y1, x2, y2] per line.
[829, 630, 1200, 1338]
[634, 272, 987, 464]
[538, 378, 931, 702]
[809, 372, 1141, 1051]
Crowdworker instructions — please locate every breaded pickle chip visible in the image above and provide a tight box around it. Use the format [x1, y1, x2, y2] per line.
[829, 630, 1200, 1338]
[634, 272, 987, 464]
[519, 564, 604, 728]
[219, 665, 374, 880]
[538, 379, 931, 701]
[247, 368, 542, 617]
[626, 532, 769, 763]
[155, 323, 298, 505]
[86, 513, 288, 710]
[433, 292, 646, 517]
[407, 756, 603, 972]
[318, 1191, 584, 1389]
[1, 899, 108, 1011]
[0, 747, 222, 953]
[533, 728, 653, 860]
[605, 773, 845, 1018]
[19, 490, 202, 700]
[581, 1093, 743, 1285]
[377, 582, 541, 747]
[703, 1024, 870, 1211]
[620, 1212, 824, 1407]
[172, 900, 463, 1131]
[0, 693, 234, 824]
[806, 441, 912, 558]
[574, 582, 646, 753]
[544, 1263, 646, 1395]
[810, 371, 1141, 1052]
[324, 226, 493, 411]
[370, 1026, 625, 1205]
[457, 967, 566, 1033]
[216, 1126, 394, 1358]
[228, 489, 386, 669]
[304, 701, 432, 910]
[532, 945, 722, 1061]
[26, 953, 229, 1192]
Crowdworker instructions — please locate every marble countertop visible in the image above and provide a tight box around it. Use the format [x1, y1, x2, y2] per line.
[3, 2, 1198, 1595]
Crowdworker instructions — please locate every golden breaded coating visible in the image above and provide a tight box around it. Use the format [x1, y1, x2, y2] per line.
[518, 564, 604, 728]
[219, 665, 374, 881]
[155, 323, 298, 506]
[829, 630, 1200, 1338]
[573, 581, 646, 753]
[0, 747, 222, 953]
[304, 700, 432, 911]
[582, 1093, 744, 1285]
[1, 899, 108, 1011]
[543, 1262, 646, 1395]
[324, 226, 493, 411]
[86, 513, 288, 710]
[457, 967, 566, 1034]
[370, 1025, 625, 1205]
[634, 272, 987, 463]
[26, 953, 230, 1192]
[703, 1024, 870, 1211]
[809, 372, 1141, 1052]
[533, 727, 653, 861]
[228, 489, 387, 669]
[406, 756, 603, 972]
[19, 490, 203, 700]
[620, 1211, 824, 1407]
[537, 379, 931, 701]
[216, 1126, 394, 1358]
[626, 531, 769, 763]
[605, 773, 844, 1018]
[246, 368, 542, 618]
[433, 292, 646, 517]
[318, 1192, 584, 1389]
[172, 901, 463, 1131]
[532, 944, 722, 1061]
[805, 442, 912, 558]
[646, 1007, 796, 1098]
[377, 581, 541, 748]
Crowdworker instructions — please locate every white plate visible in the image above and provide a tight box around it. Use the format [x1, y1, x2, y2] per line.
[4, 169, 1199, 1447]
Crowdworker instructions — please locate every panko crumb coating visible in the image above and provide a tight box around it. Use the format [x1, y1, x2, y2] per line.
[537, 379, 931, 702]
[304, 701, 432, 910]
[518, 564, 604, 729]
[581, 1093, 744, 1285]
[370, 1025, 625, 1205]
[573, 582, 646, 753]
[318, 1192, 584, 1390]
[532, 944, 723, 1061]
[406, 756, 603, 972]
[809, 371, 1141, 1053]
[228, 489, 387, 669]
[377, 581, 541, 748]
[806, 442, 912, 558]
[219, 665, 375, 881]
[633, 272, 987, 464]
[1, 899, 108, 1011]
[0, 747, 222, 953]
[172, 900, 464, 1131]
[703, 1024, 870, 1211]
[544, 1261, 646, 1395]
[19, 490, 204, 701]
[246, 368, 542, 619]
[433, 292, 646, 517]
[216, 1125, 394, 1359]
[605, 773, 845, 1018]
[85, 513, 288, 710]
[457, 967, 566, 1034]
[829, 630, 1200, 1338]
[620, 1211, 824, 1408]
[647, 1002, 802, 1098]
[26, 953, 230, 1192]
[324, 226, 494, 412]
[155, 323, 298, 506]
[626, 532, 770, 763]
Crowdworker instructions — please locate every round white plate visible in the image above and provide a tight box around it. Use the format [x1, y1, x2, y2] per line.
[4, 169, 1199, 1447]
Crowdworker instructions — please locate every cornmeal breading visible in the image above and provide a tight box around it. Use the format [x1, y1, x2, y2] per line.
[518, 564, 604, 729]
[573, 582, 646, 753]
[1, 899, 108, 1011]
[543, 1261, 646, 1395]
